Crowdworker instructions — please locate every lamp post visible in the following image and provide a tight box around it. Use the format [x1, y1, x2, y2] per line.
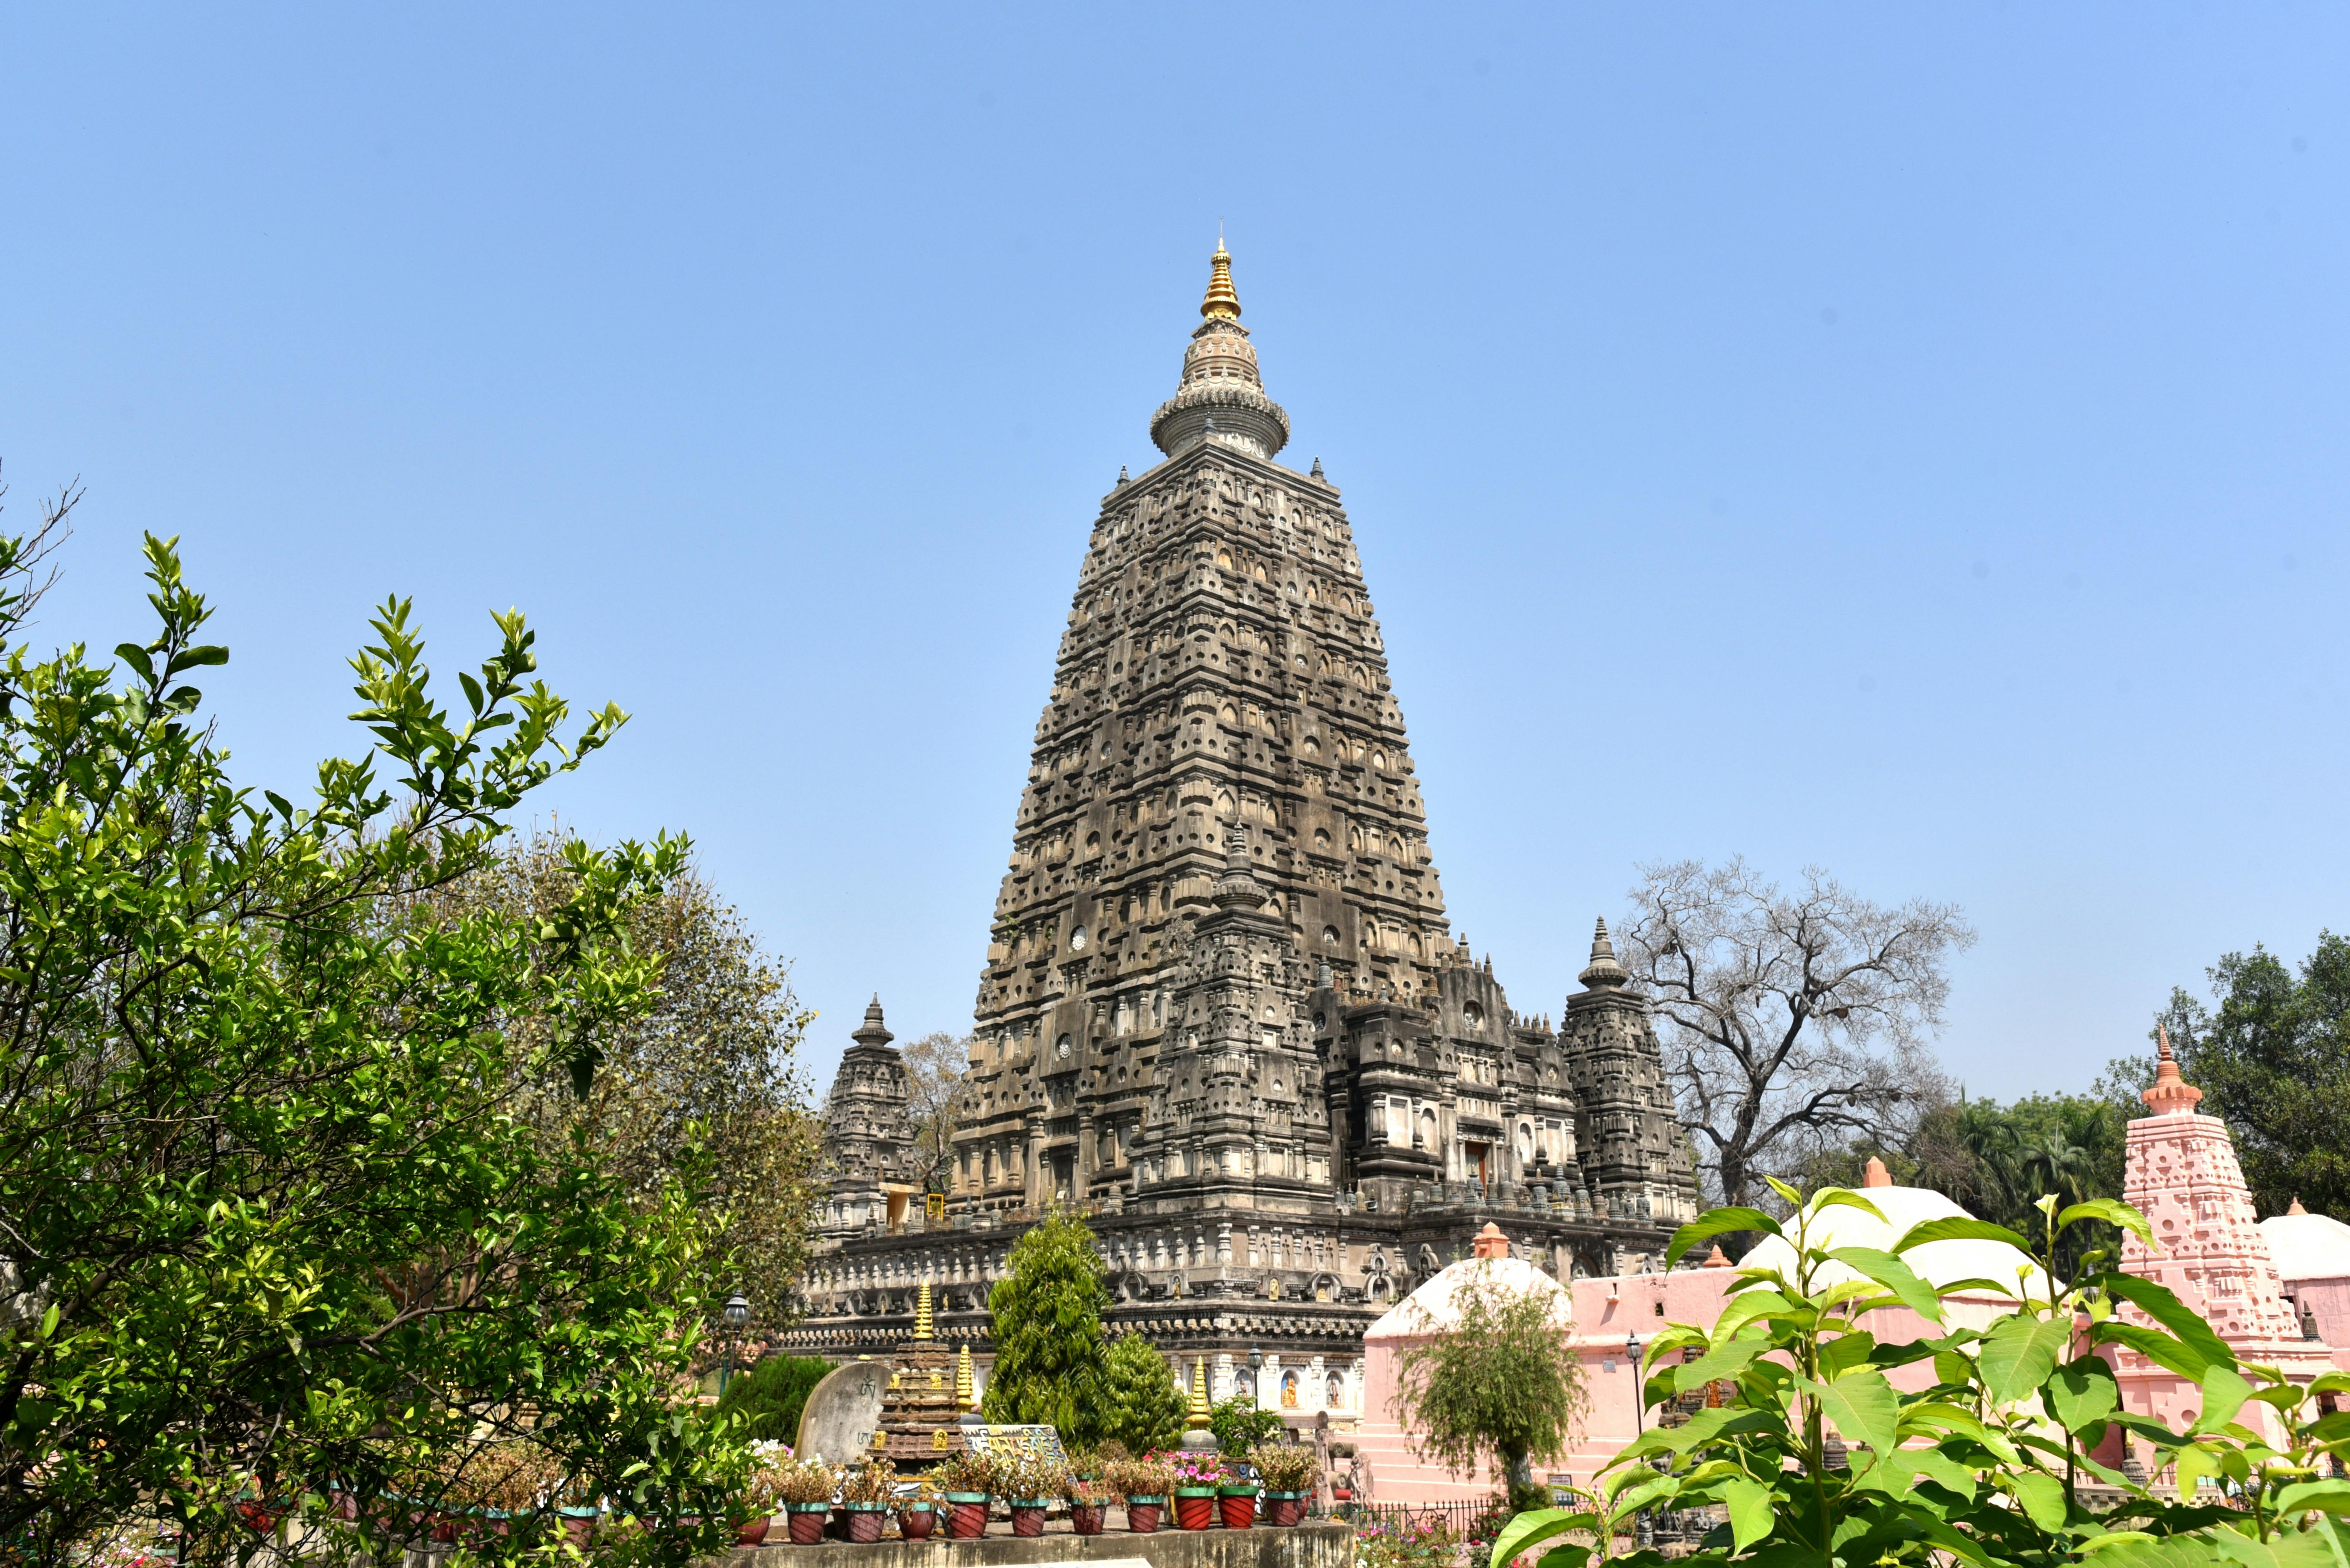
[1627, 1331, 1652, 1548]
[1248, 1345, 1264, 1405]
[719, 1293, 751, 1396]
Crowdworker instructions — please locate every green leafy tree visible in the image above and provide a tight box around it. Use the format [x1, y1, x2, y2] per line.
[1389, 1262, 1586, 1512]
[2107, 936, 2350, 1218]
[0, 496, 741, 1565]
[982, 1208, 1110, 1446]
[446, 831, 823, 1340]
[1493, 1182, 2350, 1568]
[1099, 1333, 1186, 1455]
[717, 1354, 836, 1444]
[1209, 1395, 1288, 1461]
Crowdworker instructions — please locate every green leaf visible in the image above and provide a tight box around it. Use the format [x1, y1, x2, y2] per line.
[1720, 1476, 1773, 1551]
[1801, 1367, 1899, 1456]
[1764, 1174, 1804, 1209]
[1889, 1215, 2034, 1255]
[2010, 1470, 2068, 1530]
[2045, 1355, 2122, 1433]
[38, 1303, 58, 1340]
[1933, 1348, 1977, 1388]
[1606, 1404, 1776, 1468]
[1665, 1208, 1781, 1266]
[2192, 1363, 2254, 1435]
[113, 642, 155, 682]
[2059, 1198, 2157, 1250]
[1810, 1188, 1889, 1225]
[166, 643, 229, 675]
[2101, 1274, 2234, 1378]
[1488, 1508, 1593, 1568]
[2273, 1482, 2350, 1518]
[1826, 1245, 1947, 1324]
[1671, 1327, 1774, 1394]
[1978, 1313, 2072, 1405]
[2097, 1321, 2215, 1382]
[1909, 1445, 1979, 1501]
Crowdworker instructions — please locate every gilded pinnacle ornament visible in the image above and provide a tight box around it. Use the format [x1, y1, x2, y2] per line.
[956, 1343, 977, 1413]
[1188, 1357, 1211, 1429]
[914, 1279, 933, 1340]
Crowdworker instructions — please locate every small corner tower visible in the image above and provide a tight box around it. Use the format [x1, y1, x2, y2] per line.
[1558, 919, 1701, 1233]
[815, 997, 919, 1238]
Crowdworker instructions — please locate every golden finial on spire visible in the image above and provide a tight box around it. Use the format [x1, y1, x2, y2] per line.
[1200, 239, 1240, 321]
[914, 1279, 933, 1341]
[955, 1343, 977, 1413]
[1186, 1356, 1212, 1429]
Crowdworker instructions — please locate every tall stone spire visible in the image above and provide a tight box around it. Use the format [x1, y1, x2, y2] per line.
[1578, 918, 1629, 989]
[1151, 243, 1290, 460]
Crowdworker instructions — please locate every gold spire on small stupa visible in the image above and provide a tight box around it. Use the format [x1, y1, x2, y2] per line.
[914, 1280, 933, 1341]
[1185, 1356, 1212, 1429]
[955, 1343, 977, 1413]
[1200, 239, 1241, 321]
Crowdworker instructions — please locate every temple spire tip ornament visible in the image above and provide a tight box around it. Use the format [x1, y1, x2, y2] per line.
[2143, 1022, 2204, 1114]
[852, 995, 894, 1052]
[1578, 916, 1629, 990]
[1201, 241, 1241, 320]
[913, 1280, 933, 1340]
[1863, 1155, 1893, 1188]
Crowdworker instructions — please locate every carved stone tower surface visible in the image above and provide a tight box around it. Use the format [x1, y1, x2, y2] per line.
[792, 248, 1702, 1404]
[815, 998, 918, 1238]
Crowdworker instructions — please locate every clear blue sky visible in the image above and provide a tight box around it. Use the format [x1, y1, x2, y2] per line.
[5, 8, 2345, 1103]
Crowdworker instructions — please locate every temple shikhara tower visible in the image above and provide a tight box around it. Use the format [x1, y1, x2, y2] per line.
[790, 247, 1700, 1416]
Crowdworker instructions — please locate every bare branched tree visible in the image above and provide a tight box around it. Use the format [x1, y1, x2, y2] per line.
[899, 1030, 971, 1195]
[1618, 857, 1972, 1208]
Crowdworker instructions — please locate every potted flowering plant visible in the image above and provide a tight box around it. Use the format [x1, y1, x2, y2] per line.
[1222, 1448, 1259, 1533]
[895, 1473, 941, 1541]
[838, 1459, 897, 1543]
[1065, 1474, 1114, 1535]
[929, 1450, 995, 1539]
[772, 1459, 838, 1545]
[1168, 1450, 1225, 1531]
[995, 1453, 1066, 1538]
[1250, 1445, 1319, 1526]
[1109, 1454, 1175, 1533]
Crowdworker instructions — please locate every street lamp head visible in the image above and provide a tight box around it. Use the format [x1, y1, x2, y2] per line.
[724, 1293, 751, 1328]
[1625, 1332, 1641, 1355]
[1249, 1347, 1264, 1370]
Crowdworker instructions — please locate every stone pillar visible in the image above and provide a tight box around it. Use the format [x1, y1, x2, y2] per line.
[1308, 1355, 1326, 1413]
[1214, 1352, 1234, 1403]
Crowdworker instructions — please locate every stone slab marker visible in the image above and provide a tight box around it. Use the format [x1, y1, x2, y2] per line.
[795, 1359, 889, 1465]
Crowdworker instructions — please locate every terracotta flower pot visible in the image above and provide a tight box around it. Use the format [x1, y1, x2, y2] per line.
[1010, 1501, 1047, 1537]
[561, 1508, 600, 1546]
[1072, 1503, 1105, 1535]
[1125, 1499, 1165, 1534]
[944, 1493, 990, 1539]
[738, 1518, 771, 1546]
[899, 1505, 937, 1541]
[1175, 1490, 1218, 1530]
[1219, 1488, 1260, 1530]
[787, 1505, 829, 1544]
[847, 1505, 888, 1543]
[1264, 1493, 1305, 1527]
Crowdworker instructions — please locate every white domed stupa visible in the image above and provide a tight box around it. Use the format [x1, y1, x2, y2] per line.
[1738, 1157, 2045, 1300]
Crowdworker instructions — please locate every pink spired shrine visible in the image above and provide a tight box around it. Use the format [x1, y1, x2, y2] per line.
[1351, 1034, 2350, 1504]
[2098, 1030, 2347, 1463]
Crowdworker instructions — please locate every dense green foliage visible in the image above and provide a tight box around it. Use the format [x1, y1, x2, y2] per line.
[450, 832, 821, 1340]
[716, 1354, 834, 1444]
[1494, 1183, 2350, 1568]
[1099, 1333, 1187, 1455]
[1389, 1262, 1586, 1512]
[2130, 936, 2350, 1220]
[0, 513, 743, 1565]
[1210, 1395, 1288, 1461]
[982, 1209, 1111, 1446]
